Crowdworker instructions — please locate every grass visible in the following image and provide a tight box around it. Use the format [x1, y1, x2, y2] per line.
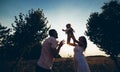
[6, 56, 120, 72]
[52, 57, 119, 72]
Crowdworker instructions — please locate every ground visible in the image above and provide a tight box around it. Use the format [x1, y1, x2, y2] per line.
[6, 56, 120, 72]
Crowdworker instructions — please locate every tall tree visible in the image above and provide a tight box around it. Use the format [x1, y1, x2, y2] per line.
[0, 23, 11, 72]
[12, 9, 49, 48]
[85, 0, 120, 71]
[11, 9, 50, 72]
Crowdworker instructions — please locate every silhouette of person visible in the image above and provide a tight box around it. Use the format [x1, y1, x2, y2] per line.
[69, 36, 91, 72]
[36, 29, 64, 72]
[62, 23, 77, 44]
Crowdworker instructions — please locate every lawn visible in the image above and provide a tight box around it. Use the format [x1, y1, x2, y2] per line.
[6, 56, 120, 72]
[52, 57, 118, 72]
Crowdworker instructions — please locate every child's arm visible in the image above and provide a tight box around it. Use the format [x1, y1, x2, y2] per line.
[62, 29, 66, 31]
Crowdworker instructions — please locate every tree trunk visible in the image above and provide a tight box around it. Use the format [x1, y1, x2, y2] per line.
[0, 49, 8, 72]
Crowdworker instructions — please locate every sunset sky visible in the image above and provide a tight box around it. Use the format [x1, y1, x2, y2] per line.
[0, 0, 110, 57]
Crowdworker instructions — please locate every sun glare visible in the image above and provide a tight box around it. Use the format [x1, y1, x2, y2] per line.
[46, 7, 107, 57]
[59, 44, 74, 57]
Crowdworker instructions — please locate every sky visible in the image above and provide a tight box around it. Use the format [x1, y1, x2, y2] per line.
[0, 0, 110, 57]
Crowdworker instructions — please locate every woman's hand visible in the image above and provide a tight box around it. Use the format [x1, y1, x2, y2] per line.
[68, 43, 77, 46]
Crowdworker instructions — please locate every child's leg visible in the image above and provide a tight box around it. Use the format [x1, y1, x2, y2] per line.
[71, 34, 77, 43]
[67, 35, 71, 44]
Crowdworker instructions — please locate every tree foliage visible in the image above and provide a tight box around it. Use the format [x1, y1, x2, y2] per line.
[9, 9, 50, 60]
[86, 0, 120, 58]
[0, 23, 11, 58]
[12, 9, 49, 48]
[85, 0, 120, 70]
[0, 24, 11, 72]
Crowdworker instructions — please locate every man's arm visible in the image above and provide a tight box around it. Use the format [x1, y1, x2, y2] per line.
[56, 40, 64, 53]
[51, 40, 64, 57]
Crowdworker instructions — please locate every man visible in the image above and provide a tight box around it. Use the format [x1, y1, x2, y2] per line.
[36, 29, 64, 72]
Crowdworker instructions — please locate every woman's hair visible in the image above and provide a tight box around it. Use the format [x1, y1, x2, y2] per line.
[79, 36, 87, 51]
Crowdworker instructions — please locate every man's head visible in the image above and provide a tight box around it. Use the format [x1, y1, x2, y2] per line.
[49, 29, 58, 38]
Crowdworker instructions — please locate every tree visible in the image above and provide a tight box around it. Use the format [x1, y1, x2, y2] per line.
[0, 23, 11, 72]
[85, 0, 120, 71]
[10, 9, 50, 72]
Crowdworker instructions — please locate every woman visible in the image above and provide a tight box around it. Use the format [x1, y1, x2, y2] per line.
[69, 36, 90, 72]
